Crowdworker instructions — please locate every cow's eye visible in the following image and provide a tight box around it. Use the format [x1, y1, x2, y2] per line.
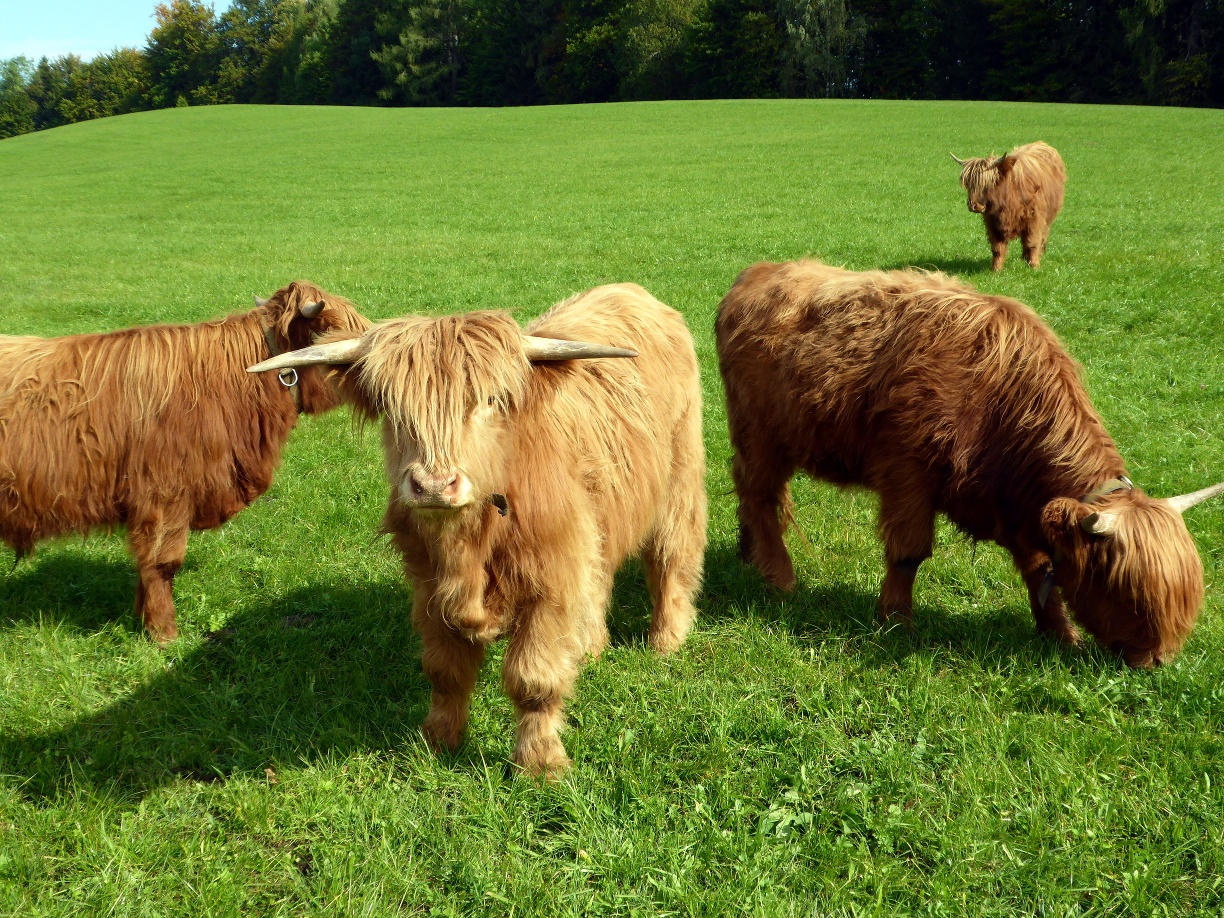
[488, 396, 495, 406]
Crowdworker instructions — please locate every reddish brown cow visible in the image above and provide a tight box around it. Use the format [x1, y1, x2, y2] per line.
[0, 281, 369, 641]
[251, 284, 707, 776]
[716, 259, 1221, 667]
[952, 141, 1066, 270]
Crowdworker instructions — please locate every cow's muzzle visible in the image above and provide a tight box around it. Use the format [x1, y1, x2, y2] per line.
[403, 468, 472, 509]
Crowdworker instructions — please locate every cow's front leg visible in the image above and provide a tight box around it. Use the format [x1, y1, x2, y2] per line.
[1012, 547, 1079, 645]
[986, 220, 1009, 272]
[502, 598, 580, 778]
[414, 585, 486, 752]
[128, 508, 189, 642]
[1021, 227, 1046, 269]
[876, 483, 935, 627]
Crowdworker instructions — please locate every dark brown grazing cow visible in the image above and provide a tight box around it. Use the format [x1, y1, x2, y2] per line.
[716, 259, 1222, 667]
[952, 141, 1066, 271]
[250, 284, 707, 776]
[0, 281, 369, 641]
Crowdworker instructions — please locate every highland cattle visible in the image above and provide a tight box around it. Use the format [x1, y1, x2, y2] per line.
[952, 141, 1066, 270]
[0, 281, 369, 640]
[716, 259, 1221, 667]
[250, 284, 707, 775]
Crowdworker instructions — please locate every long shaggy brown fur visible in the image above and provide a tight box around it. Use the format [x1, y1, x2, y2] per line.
[716, 259, 1206, 667]
[956, 141, 1066, 271]
[0, 281, 369, 641]
[330, 284, 707, 776]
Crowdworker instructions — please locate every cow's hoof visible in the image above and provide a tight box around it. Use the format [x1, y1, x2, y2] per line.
[516, 753, 571, 781]
[513, 734, 570, 780]
[421, 710, 465, 752]
[762, 566, 797, 593]
[877, 607, 914, 632]
[148, 625, 179, 644]
[649, 627, 685, 655]
[1054, 627, 1080, 646]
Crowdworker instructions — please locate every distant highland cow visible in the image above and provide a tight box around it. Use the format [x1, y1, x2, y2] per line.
[0, 282, 369, 641]
[716, 259, 1222, 668]
[251, 284, 707, 776]
[952, 141, 1066, 271]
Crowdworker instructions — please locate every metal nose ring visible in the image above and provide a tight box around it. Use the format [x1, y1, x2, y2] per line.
[278, 368, 299, 388]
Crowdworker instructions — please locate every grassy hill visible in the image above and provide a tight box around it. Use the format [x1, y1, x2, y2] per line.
[1, 100, 1222, 916]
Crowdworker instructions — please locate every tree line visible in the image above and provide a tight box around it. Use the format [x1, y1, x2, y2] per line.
[2, 0, 1220, 139]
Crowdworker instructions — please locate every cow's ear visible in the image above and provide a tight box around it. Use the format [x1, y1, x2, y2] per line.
[1041, 497, 1089, 548]
[994, 155, 1014, 177]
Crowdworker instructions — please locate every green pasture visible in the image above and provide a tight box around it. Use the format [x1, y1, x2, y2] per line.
[1, 100, 1222, 916]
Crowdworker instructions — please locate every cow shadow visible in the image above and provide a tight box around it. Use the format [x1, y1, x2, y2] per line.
[879, 256, 988, 277]
[0, 577, 457, 803]
[1, 552, 145, 634]
[1, 542, 1098, 806]
[695, 542, 1089, 672]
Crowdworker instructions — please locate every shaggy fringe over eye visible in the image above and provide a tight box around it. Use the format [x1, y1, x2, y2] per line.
[1092, 496, 1204, 655]
[354, 312, 530, 469]
[958, 157, 1001, 197]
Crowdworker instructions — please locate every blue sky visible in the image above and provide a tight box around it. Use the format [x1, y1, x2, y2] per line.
[0, 0, 178, 61]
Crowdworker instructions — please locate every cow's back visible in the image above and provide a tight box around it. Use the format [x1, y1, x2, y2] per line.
[522, 284, 703, 563]
[716, 260, 1117, 535]
[0, 318, 296, 547]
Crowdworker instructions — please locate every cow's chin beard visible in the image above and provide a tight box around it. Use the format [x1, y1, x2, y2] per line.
[401, 495, 483, 524]
[412, 503, 470, 516]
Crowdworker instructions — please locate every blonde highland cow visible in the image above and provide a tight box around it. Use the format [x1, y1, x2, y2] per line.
[952, 141, 1066, 271]
[251, 284, 707, 777]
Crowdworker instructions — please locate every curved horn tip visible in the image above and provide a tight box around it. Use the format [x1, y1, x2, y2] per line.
[299, 301, 324, 319]
[1081, 511, 1118, 536]
[1165, 480, 1224, 514]
[949, 152, 966, 165]
[253, 295, 269, 308]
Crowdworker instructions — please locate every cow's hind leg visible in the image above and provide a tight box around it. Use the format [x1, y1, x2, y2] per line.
[127, 510, 189, 642]
[643, 407, 707, 654]
[1021, 226, 1047, 269]
[876, 484, 936, 627]
[732, 447, 798, 592]
[415, 586, 487, 753]
[503, 599, 581, 778]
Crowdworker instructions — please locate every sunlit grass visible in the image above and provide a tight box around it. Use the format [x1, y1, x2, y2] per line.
[1, 99, 1222, 915]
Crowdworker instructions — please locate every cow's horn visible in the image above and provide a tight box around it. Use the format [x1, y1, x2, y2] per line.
[299, 301, 324, 319]
[253, 295, 269, 308]
[247, 338, 364, 373]
[1081, 511, 1118, 536]
[949, 152, 967, 165]
[1166, 481, 1224, 515]
[522, 336, 638, 361]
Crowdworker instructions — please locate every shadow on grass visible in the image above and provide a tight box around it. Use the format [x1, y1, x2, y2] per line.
[879, 256, 990, 277]
[1, 541, 1093, 805]
[0, 553, 140, 634]
[0, 575, 454, 803]
[697, 541, 1088, 673]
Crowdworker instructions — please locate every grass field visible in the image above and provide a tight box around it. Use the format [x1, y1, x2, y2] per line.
[1, 99, 1223, 916]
